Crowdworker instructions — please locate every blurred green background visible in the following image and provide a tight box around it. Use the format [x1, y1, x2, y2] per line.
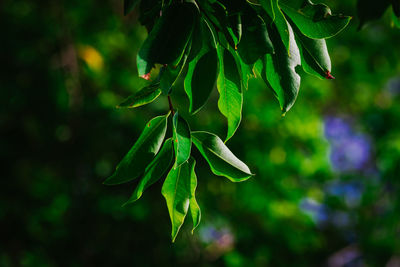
[2, 0, 400, 266]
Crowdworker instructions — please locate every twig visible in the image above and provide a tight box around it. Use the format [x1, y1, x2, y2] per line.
[168, 95, 175, 116]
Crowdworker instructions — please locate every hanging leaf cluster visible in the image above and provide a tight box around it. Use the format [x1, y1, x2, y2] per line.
[105, 0, 350, 242]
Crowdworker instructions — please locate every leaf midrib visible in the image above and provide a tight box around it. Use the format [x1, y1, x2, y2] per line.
[192, 134, 250, 175]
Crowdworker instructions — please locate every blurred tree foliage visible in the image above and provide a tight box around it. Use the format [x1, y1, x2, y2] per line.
[1, 0, 400, 266]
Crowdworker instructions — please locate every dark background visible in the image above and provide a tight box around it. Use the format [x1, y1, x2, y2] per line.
[1, 0, 400, 266]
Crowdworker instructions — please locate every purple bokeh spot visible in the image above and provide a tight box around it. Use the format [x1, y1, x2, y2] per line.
[326, 181, 363, 208]
[386, 76, 400, 96]
[324, 116, 352, 141]
[324, 116, 372, 172]
[330, 134, 371, 172]
[199, 225, 234, 249]
[300, 198, 328, 225]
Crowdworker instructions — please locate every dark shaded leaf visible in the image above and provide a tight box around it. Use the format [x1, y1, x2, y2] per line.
[138, 0, 162, 31]
[137, 2, 198, 77]
[104, 113, 169, 185]
[123, 138, 173, 205]
[238, 14, 274, 64]
[184, 48, 219, 114]
[124, 0, 141, 16]
[160, 40, 191, 95]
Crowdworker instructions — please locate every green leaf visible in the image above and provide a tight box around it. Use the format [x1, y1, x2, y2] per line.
[123, 138, 173, 205]
[393, 10, 400, 28]
[204, 1, 238, 49]
[294, 29, 332, 80]
[184, 48, 219, 114]
[138, 0, 162, 33]
[265, 21, 301, 114]
[191, 131, 253, 182]
[238, 59, 254, 91]
[218, 0, 243, 47]
[227, 46, 255, 91]
[184, 17, 219, 114]
[216, 46, 243, 141]
[238, 13, 274, 64]
[280, 0, 351, 39]
[104, 113, 169, 185]
[187, 17, 203, 62]
[227, 13, 242, 48]
[162, 157, 199, 242]
[159, 40, 191, 95]
[124, 0, 141, 16]
[261, 0, 290, 51]
[137, 2, 198, 77]
[173, 112, 191, 167]
[117, 83, 161, 108]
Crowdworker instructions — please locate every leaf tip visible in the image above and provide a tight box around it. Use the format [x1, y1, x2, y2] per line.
[325, 71, 335, 80]
[141, 72, 152, 80]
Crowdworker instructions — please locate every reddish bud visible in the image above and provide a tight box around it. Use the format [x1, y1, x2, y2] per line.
[141, 73, 151, 80]
[325, 71, 335, 79]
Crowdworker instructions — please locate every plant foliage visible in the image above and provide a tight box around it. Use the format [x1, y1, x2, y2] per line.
[106, 0, 351, 241]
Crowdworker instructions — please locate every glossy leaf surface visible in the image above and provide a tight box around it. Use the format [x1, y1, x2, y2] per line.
[261, 0, 290, 50]
[238, 14, 274, 64]
[280, 0, 351, 39]
[265, 22, 301, 114]
[216, 46, 243, 141]
[104, 113, 169, 185]
[191, 131, 252, 182]
[123, 138, 173, 205]
[117, 83, 161, 108]
[295, 30, 331, 79]
[162, 158, 199, 242]
[185, 48, 218, 114]
[137, 2, 198, 77]
[173, 112, 191, 167]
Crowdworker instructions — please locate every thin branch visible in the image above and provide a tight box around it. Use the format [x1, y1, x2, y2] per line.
[168, 95, 175, 116]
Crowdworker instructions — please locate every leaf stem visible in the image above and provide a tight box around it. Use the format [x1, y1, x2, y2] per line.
[168, 95, 175, 116]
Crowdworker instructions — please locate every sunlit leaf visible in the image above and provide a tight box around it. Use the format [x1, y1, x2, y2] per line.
[261, 0, 290, 51]
[162, 157, 199, 242]
[265, 21, 301, 114]
[217, 46, 243, 141]
[173, 112, 191, 167]
[280, 0, 351, 39]
[123, 138, 173, 205]
[104, 113, 169, 185]
[191, 131, 253, 182]
[294, 29, 332, 79]
[117, 83, 161, 108]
